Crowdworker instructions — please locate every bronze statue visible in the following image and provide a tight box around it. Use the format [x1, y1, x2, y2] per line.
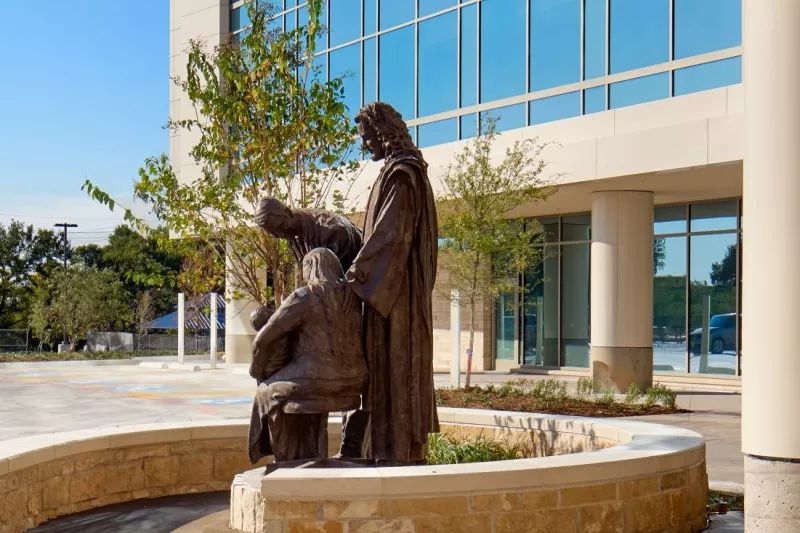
[255, 197, 363, 271]
[247, 248, 368, 465]
[339, 101, 440, 465]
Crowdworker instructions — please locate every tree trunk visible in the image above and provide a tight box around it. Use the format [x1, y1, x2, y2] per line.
[465, 298, 476, 389]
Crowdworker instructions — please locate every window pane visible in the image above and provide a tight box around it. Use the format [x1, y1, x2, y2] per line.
[460, 113, 477, 140]
[418, 118, 457, 148]
[286, 0, 297, 8]
[529, 91, 580, 126]
[307, 53, 327, 88]
[480, 0, 526, 103]
[530, 0, 580, 91]
[286, 9, 297, 31]
[689, 234, 738, 374]
[298, 3, 326, 49]
[537, 216, 560, 243]
[329, 0, 361, 47]
[231, 6, 251, 33]
[523, 246, 559, 366]
[460, 4, 478, 107]
[584, 86, 606, 114]
[419, 12, 458, 116]
[330, 43, 361, 119]
[610, 72, 669, 109]
[584, 0, 606, 79]
[653, 236, 687, 372]
[655, 205, 688, 234]
[496, 290, 518, 362]
[561, 243, 590, 368]
[409, 125, 416, 145]
[363, 38, 377, 106]
[674, 0, 742, 59]
[610, 0, 669, 74]
[380, 0, 414, 30]
[420, 0, 457, 17]
[379, 26, 415, 119]
[690, 201, 738, 232]
[674, 57, 742, 97]
[364, 0, 377, 35]
[561, 214, 590, 241]
[481, 103, 525, 133]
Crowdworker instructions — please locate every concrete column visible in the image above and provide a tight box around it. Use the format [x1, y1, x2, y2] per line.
[224, 277, 260, 364]
[743, 1, 800, 530]
[590, 191, 654, 392]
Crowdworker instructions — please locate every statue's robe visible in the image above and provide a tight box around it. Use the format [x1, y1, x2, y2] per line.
[287, 209, 362, 271]
[247, 284, 367, 464]
[344, 153, 439, 464]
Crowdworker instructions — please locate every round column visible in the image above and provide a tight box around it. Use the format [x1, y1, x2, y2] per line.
[743, 1, 800, 530]
[223, 242, 262, 365]
[590, 191, 654, 392]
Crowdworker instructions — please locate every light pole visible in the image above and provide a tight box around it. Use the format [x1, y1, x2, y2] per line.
[53, 223, 77, 347]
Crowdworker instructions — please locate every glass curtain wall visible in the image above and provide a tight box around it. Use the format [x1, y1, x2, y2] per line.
[499, 215, 591, 369]
[652, 200, 742, 375]
[229, 0, 743, 150]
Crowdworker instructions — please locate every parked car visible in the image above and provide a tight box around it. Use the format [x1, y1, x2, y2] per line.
[689, 313, 737, 354]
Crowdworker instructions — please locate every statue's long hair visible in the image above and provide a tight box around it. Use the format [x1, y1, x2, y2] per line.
[355, 102, 427, 166]
[302, 247, 344, 287]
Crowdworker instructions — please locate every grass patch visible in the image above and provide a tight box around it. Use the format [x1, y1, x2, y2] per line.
[436, 378, 686, 417]
[708, 490, 744, 512]
[0, 351, 212, 363]
[427, 433, 526, 465]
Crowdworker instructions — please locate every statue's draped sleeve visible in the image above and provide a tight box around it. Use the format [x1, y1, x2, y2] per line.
[345, 171, 415, 318]
[249, 290, 307, 380]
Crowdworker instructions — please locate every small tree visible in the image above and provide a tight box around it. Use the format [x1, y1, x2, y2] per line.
[29, 268, 132, 350]
[84, 0, 361, 308]
[134, 290, 155, 335]
[437, 118, 554, 387]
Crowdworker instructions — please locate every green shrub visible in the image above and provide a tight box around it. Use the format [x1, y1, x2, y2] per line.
[595, 389, 617, 407]
[644, 384, 677, 408]
[625, 382, 644, 404]
[427, 433, 523, 465]
[530, 379, 568, 402]
[576, 377, 599, 397]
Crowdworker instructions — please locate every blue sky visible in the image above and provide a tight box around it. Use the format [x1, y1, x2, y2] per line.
[0, 1, 168, 245]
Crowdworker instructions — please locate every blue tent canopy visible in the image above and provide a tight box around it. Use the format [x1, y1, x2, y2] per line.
[142, 293, 226, 331]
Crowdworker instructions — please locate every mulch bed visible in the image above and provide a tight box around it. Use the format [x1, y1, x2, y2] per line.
[437, 389, 689, 417]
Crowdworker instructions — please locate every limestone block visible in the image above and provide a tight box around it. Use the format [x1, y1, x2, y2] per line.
[665, 489, 685, 527]
[521, 490, 559, 509]
[285, 521, 344, 533]
[560, 483, 617, 506]
[687, 462, 706, 486]
[682, 483, 707, 521]
[470, 493, 523, 513]
[618, 476, 661, 499]
[42, 475, 70, 509]
[2, 487, 28, 526]
[34, 508, 59, 526]
[494, 509, 577, 533]
[123, 444, 171, 461]
[144, 456, 179, 488]
[623, 494, 670, 533]
[578, 502, 623, 533]
[178, 454, 214, 485]
[323, 500, 389, 519]
[38, 460, 73, 481]
[347, 519, 415, 533]
[414, 514, 492, 533]
[170, 441, 195, 456]
[106, 461, 145, 494]
[27, 481, 43, 516]
[193, 438, 243, 453]
[89, 492, 134, 509]
[214, 452, 251, 481]
[661, 470, 689, 490]
[69, 467, 106, 503]
[0, 467, 37, 494]
[389, 496, 468, 517]
[74, 450, 117, 472]
[263, 500, 320, 520]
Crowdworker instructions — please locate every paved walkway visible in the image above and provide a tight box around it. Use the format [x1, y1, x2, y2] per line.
[0, 361, 743, 485]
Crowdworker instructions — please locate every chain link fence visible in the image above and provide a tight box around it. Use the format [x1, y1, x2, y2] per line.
[0, 329, 29, 352]
[86, 332, 225, 353]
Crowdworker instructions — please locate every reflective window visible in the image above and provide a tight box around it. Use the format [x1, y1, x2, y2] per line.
[584, 86, 606, 114]
[379, 26, 415, 119]
[529, 92, 580, 126]
[653, 236, 687, 372]
[420, 0, 457, 17]
[329, 0, 361, 47]
[481, 103, 526, 133]
[496, 289, 518, 362]
[460, 113, 477, 140]
[522, 246, 559, 366]
[584, 0, 606, 79]
[380, 0, 414, 30]
[610, 72, 669, 109]
[286, 0, 297, 8]
[689, 234, 738, 374]
[419, 12, 458, 117]
[363, 38, 377, 106]
[460, 4, 478, 107]
[480, 0, 526, 103]
[561, 243, 590, 368]
[231, 6, 251, 33]
[655, 205, 688, 234]
[562, 214, 590, 241]
[364, 0, 377, 35]
[674, 0, 742, 59]
[610, 0, 669, 74]
[674, 57, 742, 97]
[530, 0, 580, 91]
[690, 201, 738, 232]
[418, 118, 457, 148]
[329, 43, 361, 119]
[285, 9, 297, 32]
